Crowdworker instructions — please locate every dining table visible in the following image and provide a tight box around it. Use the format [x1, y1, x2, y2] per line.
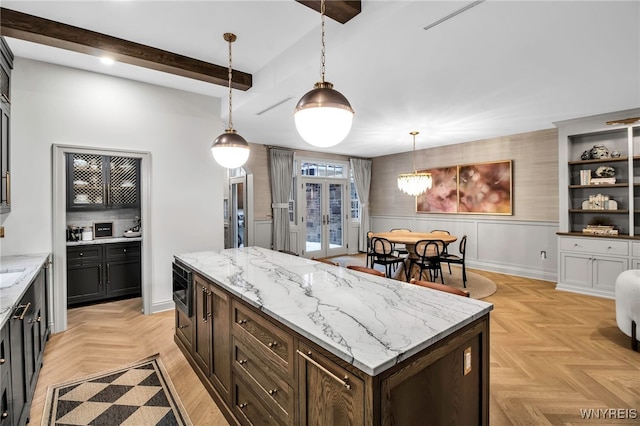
[371, 231, 458, 281]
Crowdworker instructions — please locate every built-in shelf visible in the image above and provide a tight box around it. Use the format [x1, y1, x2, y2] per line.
[568, 156, 631, 165]
[568, 209, 629, 213]
[568, 183, 628, 189]
[556, 231, 640, 240]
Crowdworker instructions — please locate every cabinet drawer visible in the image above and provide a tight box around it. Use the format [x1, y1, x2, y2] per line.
[234, 338, 293, 422]
[105, 242, 141, 260]
[233, 302, 293, 376]
[632, 242, 640, 258]
[234, 375, 282, 426]
[559, 237, 629, 256]
[175, 309, 193, 351]
[67, 245, 103, 263]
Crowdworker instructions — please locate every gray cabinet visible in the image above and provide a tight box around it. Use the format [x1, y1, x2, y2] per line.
[0, 36, 13, 214]
[556, 109, 640, 298]
[67, 241, 141, 306]
[66, 153, 140, 211]
[3, 264, 49, 426]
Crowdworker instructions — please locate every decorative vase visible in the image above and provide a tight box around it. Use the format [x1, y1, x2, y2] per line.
[590, 144, 609, 159]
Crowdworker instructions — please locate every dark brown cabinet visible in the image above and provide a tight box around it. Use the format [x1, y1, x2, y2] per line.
[176, 263, 490, 426]
[3, 264, 49, 426]
[193, 274, 231, 404]
[0, 36, 12, 214]
[297, 342, 364, 426]
[66, 153, 140, 211]
[67, 241, 141, 306]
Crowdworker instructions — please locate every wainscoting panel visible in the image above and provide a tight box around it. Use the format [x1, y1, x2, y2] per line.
[371, 215, 558, 281]
[254, 220, 273, 249]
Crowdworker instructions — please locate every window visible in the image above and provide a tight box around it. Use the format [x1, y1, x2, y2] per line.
[300, 162, 345, 178]
[350, 170, 360, 221]
[289, 176, 296, 223]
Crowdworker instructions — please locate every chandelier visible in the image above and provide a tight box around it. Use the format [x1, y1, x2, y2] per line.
[397, 131, 432, 196]
[211, 33, 250, 169]
[294, 0, 354, 148]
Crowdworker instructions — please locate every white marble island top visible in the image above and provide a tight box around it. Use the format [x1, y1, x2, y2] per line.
[176, 247, 493, 376]
[0, 253, 50, 328]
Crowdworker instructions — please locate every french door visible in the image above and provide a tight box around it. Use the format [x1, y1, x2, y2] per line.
[303, 178, 348, 258]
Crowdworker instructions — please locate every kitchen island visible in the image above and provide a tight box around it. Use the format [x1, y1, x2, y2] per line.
[174, 247, 493, 425]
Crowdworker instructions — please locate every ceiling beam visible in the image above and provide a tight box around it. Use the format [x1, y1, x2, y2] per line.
[0, 7, 252, 91]
[295, 1, 361, 24]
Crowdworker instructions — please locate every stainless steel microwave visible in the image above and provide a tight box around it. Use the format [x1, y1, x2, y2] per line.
[172, 262, 192, 317]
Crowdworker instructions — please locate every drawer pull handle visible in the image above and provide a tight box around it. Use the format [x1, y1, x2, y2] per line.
[238, 359, 247, 365]
[13, 302, 31, 321]
[296, 350, 352, 390]
[0, 358, 5, 365]
[268, 389, 277, 395]
[79, 252, 84, 257]
[239, 403, 247, 409]
[238, 319, 247, 325]
[1, 411, 8, 419]
[124, 249, 127, 253]
[178, 325, 189, 329]
[268, 342, 278, 348]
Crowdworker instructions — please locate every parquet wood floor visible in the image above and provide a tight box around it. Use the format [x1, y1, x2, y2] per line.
[30, 266, 639, 425]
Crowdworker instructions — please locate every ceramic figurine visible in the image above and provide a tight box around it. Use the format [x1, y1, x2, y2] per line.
[581, 150, 591, 160]
[590, 144, 609, 159]
[595, 166, 615, 177]
[611, 150, 621, 158]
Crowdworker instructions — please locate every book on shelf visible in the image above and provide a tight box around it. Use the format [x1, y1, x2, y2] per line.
[590, 177, 616, 185]
[582, 225, 619, 235]
[580, 169, 591, 185]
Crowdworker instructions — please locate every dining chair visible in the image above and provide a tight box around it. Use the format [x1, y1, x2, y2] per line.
[409, 278, 470, 297]
[371, 237, 405, 278]
[311, 257, 339, 266]
[390, 228, 411, 257]
[439, 235, 468, 288]
[406, 239, 445, 283]
[346, 265, 386, 277]
[430, 229, 451, 256]
[366, 231, 375, 268]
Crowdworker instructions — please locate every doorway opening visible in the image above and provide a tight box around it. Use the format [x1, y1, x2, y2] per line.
[52, 145, 152, 333]
[298, 160, 349, 259]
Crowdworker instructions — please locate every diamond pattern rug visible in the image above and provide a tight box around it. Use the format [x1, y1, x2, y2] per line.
[42, 354, 192, 425]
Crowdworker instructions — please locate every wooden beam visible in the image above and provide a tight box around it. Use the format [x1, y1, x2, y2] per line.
[0, 7, 252, 91]
[295, 1, 361, 24]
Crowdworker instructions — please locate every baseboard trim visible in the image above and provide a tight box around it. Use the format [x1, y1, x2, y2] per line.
[555, 283, 615, 300]
[151, 299, 175, 313]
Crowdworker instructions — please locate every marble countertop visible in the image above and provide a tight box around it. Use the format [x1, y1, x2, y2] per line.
[0, 253, 50, 328]
[175, 246, 493, 376]
[66, 236, 142, 246]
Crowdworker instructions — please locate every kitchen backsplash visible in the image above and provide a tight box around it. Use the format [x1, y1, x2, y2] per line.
[67, 208, 141, 238]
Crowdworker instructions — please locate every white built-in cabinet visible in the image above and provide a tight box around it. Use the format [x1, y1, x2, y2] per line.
[556, 109, 640, 299]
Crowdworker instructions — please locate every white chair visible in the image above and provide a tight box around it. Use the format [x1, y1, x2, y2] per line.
[615, 269, 640, 352]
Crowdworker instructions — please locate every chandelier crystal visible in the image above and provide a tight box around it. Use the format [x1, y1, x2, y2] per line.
[294, 0, 354, 148]
[211, 33, 250, 169]
[397, 131, 432, 196]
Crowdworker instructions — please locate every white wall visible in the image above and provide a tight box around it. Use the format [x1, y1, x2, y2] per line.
[0, 58, 225, 311]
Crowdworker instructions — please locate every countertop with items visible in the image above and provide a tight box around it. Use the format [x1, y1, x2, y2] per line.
[0, 253, 50, 328]
[175, 246, 493, 376]
[66, 236, 142, 246]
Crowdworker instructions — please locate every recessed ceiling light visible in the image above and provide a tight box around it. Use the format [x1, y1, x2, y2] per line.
[100, 57, 114, 65]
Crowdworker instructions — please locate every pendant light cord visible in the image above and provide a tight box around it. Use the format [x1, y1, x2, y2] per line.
[320, 0, 326, 83]
[227, 34, 234, 131]
[411, 131, 419, 173]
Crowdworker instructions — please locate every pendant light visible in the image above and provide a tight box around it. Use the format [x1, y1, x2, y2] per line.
[294, 0, 354, 148]
[397, 132, 432, 196]
[211, 33, 250, 169]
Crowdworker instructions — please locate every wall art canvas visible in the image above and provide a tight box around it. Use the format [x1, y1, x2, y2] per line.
[457, 160, 512, 214]
[416, 167, 458, 213]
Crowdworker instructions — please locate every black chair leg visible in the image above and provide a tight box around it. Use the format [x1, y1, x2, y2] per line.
[462, 264, 467, 288]
[437, 264, 444, 284]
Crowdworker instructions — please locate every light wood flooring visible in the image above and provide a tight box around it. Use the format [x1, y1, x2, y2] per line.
[30, 267, 639, 425]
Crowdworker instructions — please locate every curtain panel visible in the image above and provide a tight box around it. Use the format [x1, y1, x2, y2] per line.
[350, 158, 372, 252]
[269, 148, 294, 252]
